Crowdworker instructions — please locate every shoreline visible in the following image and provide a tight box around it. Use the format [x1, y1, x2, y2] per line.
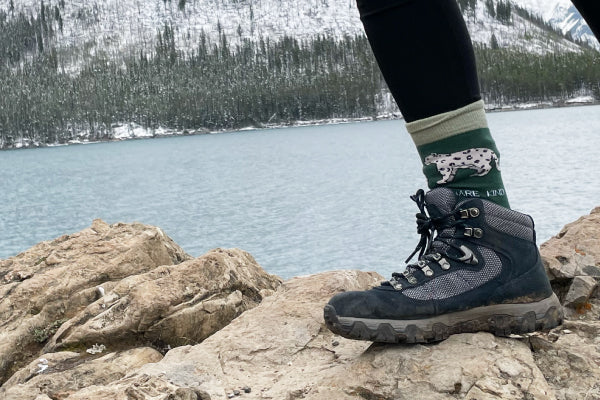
[2, 100, 598, 151]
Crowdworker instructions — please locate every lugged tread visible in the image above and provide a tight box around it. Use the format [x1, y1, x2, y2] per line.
[323, 302, 563, 344]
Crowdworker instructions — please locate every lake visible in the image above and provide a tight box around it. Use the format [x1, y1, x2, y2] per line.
[1, 105, 599, 279]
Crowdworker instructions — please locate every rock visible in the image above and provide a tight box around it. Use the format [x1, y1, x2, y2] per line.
[528, 323, 600, 400]
[62, 270, 556, 400]
[0, 220, 190, 385]
[42, 247, 281, 354]
[0, 221, 281, 391]
[540, 207, 600, 310]
[3, 207, 600, 400]
[541, 207, 600, 279]
[0, 348, 162, 400]
[66, 374, 211, 400]
[562, 275, 597, 308]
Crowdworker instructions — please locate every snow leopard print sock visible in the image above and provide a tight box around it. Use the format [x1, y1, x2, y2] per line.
[406, 100, 509, 208]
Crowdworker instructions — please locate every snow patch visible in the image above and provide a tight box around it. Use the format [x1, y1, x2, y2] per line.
[566, 95, 595, 104]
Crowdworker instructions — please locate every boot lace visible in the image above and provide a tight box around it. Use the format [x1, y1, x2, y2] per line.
[385, 189, 478, 290]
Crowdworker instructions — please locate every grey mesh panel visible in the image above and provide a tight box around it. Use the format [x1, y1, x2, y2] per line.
[403, 246, 502, 300]
[425, 188, 456, 214]
[425, 188, 457, 252]
[482, 202, 534, 241]
[403, 272, 472, 301]
[482, 201, 533, 227]
[431, 241, 451, 253]
[485, 215, 534, 241]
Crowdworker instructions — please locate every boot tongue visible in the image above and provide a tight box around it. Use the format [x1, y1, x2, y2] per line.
[423, 188, 458, 255]
[424, 187, 458, 218]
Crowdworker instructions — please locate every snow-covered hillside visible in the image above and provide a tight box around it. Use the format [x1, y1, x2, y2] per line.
[513, 0, 598, 48]
[0, 0, 589, 66]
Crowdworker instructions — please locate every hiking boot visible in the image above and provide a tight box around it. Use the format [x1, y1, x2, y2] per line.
[324, 188, 563, 343]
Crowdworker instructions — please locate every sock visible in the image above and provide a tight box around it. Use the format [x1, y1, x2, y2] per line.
[406, 100, 509, 208]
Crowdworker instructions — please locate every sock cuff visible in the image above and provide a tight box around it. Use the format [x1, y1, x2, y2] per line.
[406, 100, 488, 147]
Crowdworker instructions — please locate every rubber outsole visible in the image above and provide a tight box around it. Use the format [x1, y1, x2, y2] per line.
[323, 294, 563, 343]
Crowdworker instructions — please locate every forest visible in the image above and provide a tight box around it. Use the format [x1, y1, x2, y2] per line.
[1, 3, 599, 148]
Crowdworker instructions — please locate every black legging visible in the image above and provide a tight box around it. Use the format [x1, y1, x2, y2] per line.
[357, 0, 600, 123]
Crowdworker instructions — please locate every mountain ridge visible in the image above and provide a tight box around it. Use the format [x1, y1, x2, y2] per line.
[1, 0, 593, 70]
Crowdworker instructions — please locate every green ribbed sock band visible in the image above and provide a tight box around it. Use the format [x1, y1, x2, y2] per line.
[406, 100, 509, 208]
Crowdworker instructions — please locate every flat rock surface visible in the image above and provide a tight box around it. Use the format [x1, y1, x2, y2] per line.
[63, 271, 557, 400]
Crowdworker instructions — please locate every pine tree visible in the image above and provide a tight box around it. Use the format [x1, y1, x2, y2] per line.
[490, 33, 499, 49]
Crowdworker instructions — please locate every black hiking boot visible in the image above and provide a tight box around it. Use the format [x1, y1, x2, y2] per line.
[324, 188, 563, 343]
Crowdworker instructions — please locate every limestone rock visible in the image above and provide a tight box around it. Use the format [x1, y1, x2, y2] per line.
[563, 275, 597, 308]
[43, 247, 282, 353]
[540, 206, 600, 280]
[67, 270, 555, 400]
[527, 321, 600, 400]
[3, 205, 600, 400]
[0, 219, 190, 384]
[66, 374, 211, 400]
[540, 207, 600, 310]
[0, 348, 162, 400]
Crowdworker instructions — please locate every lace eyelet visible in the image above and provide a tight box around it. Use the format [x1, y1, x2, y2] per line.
[405, 274, 418, 284]
[438, 257, 451, 270]
[389, 278, 403, 290]
[464, 227, 483, 238]
[421, 265, 434, 277]
[459, 207, 480, 219]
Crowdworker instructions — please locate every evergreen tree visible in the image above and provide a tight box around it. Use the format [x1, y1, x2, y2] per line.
[490, 33, 499, 49]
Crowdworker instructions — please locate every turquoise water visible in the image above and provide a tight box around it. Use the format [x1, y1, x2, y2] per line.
[1, 105, 599, 279]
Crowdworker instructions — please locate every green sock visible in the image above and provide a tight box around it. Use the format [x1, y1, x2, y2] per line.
[406, 100, 509, 208]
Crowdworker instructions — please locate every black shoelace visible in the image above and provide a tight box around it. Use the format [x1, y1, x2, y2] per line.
[384, 189, 476, 289]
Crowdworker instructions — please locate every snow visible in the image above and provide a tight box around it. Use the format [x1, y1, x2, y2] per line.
[86, 344, 106, 354]
[513, 0, 599, 49]
[112, 123, 154, 139]
[0, 0, 592, 73]
[566, 95, 595, 104]
[36, 359, 49, 374]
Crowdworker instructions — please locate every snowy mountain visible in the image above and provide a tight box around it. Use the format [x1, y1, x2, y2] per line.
[513, 0, 598, 48]
[0, 0, 589, 68]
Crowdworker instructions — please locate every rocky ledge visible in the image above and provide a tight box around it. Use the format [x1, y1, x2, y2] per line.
[1, 210, 599, 400]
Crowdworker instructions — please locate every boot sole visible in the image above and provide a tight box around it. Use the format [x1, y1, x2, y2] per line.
[323, 294, 563, 343]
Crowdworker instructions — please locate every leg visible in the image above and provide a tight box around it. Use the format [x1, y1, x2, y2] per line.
[357, 0, 480, 122]
[358, 0, 509, 207]
[324, 0, 562, 343]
